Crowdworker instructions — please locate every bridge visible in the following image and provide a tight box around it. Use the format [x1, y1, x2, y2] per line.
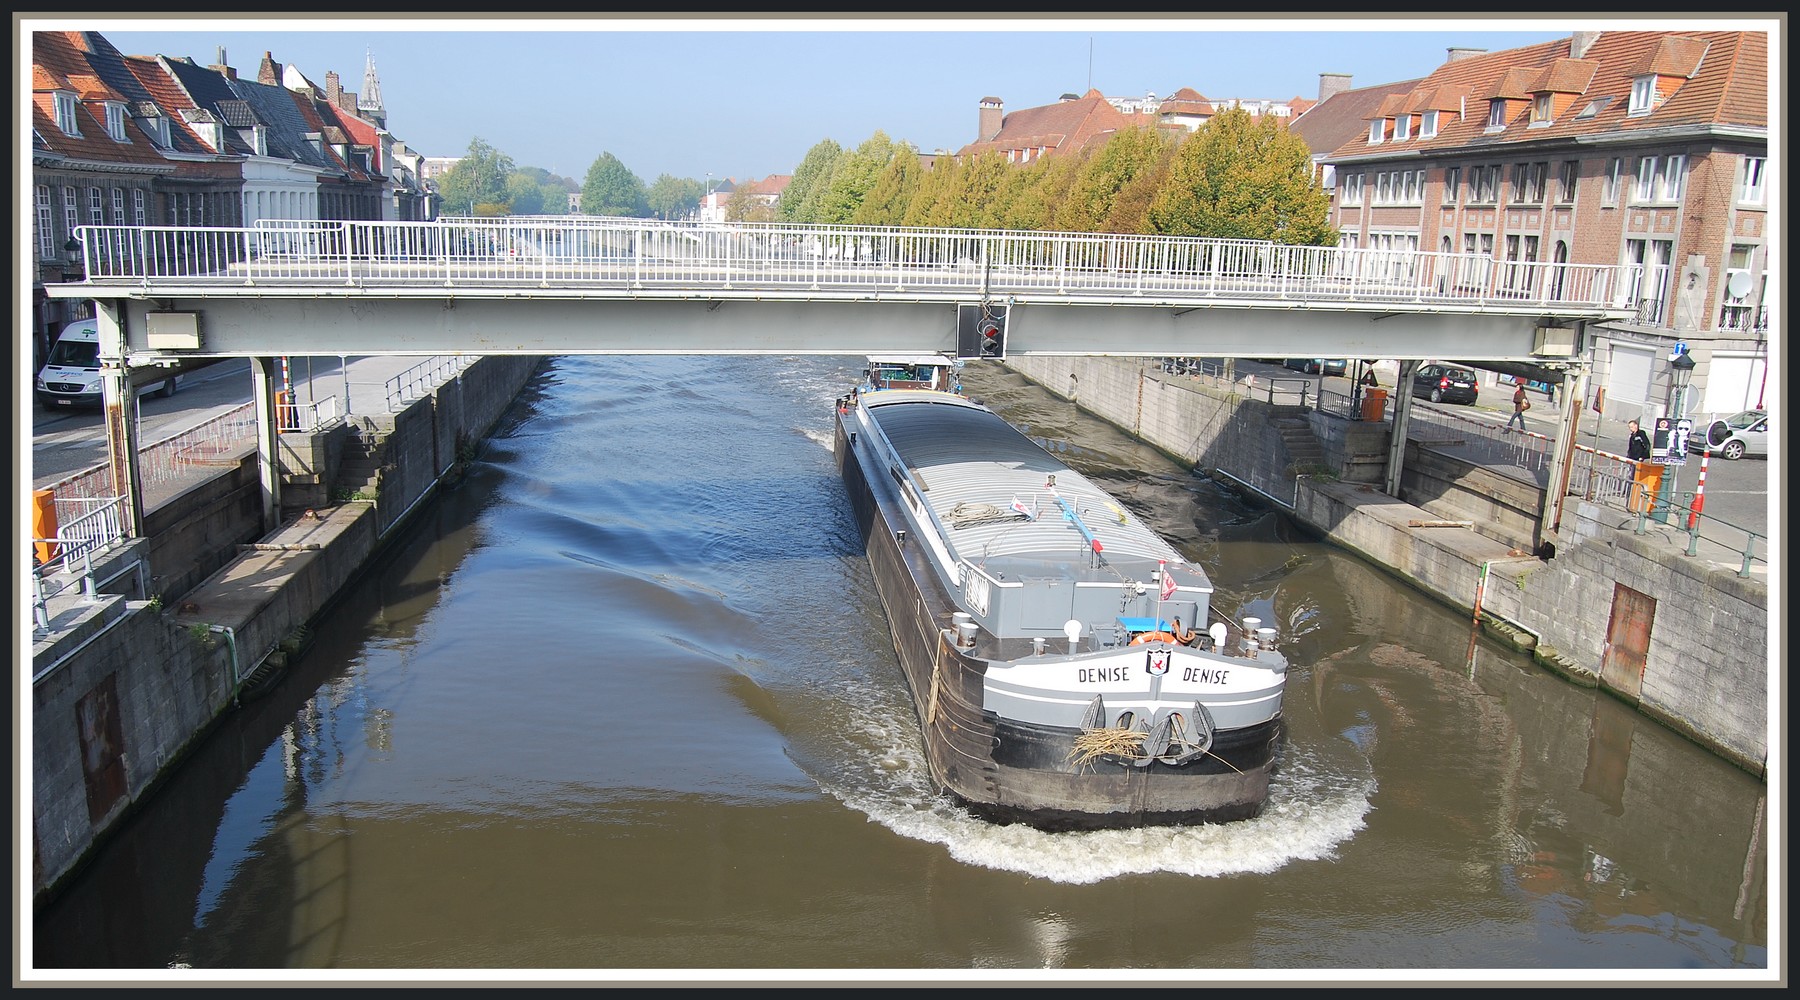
[44, 217, 1634, 543]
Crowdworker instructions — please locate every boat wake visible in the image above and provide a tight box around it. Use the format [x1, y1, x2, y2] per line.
[816, 735, 1373, 884]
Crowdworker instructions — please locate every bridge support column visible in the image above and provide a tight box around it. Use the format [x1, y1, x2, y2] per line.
[250, 356, 283, 531]
[1384, 360, 1419, 497]
[96, 303, 145, 539]
[1542, 365, 1590, 546]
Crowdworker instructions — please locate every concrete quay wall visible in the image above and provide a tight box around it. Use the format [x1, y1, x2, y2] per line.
[31, 355, 544, 904]
[1002, 355, 1768, 778]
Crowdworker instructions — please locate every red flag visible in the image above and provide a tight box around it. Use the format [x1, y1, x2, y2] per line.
[1160, 562, 1177, 601]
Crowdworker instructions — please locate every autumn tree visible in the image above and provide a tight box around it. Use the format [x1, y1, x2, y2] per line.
[1148, 108, 1336, 245]
[1055, 126, 1172, 233]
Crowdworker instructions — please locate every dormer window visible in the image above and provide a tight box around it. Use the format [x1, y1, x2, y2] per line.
[1367, 119, 1385, 144]
[104, 102, 128, 142]
[142, 114, 171, 148]
[253, 125, 268, 156]
[1394, 114, 1411, 141]
[1420, 110, 1439, 138]
[1629, 75, 1657, 115]
[1485, 99, 1507, 130]
[1531, 94, 1553, 127]
[54, 91, 80, 135]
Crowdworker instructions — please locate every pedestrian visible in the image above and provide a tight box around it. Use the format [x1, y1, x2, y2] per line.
[1626, 419, 1651, 461]
[1506, 383, 1529, 432]
[1545, 382, 1557, 409]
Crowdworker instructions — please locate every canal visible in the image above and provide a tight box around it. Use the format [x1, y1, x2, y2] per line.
[31, 354, 1769, 981]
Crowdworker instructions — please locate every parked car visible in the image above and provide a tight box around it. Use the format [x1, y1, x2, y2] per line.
[1284, 358, 1348, 377]
[1702, 409, 1768, 460]
[1412, 363, 1480, 404]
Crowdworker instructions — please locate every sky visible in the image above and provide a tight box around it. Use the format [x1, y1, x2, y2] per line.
[21, 14, 1688, 187]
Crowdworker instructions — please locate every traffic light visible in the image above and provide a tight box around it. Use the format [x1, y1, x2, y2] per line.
[956, 304, 1007, 360]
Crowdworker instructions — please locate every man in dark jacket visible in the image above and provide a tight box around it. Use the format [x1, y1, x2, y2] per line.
[1627, 420, 1651, 461]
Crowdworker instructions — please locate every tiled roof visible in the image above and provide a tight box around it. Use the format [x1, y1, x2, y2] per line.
[1290, 77, 1422, 158]
[29, 31, 173, 170]
[1324, 30, 1767, 163]
[956, 88, 1136, 160]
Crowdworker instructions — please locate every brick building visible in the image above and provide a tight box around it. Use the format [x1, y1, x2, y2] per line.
[1321, 29, 1771, 421]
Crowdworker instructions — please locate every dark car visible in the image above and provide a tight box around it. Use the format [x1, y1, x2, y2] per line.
[1284, 358, 1349, 377]
[1412, 363, 1480, 404]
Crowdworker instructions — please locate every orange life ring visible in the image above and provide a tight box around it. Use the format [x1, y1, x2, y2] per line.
[1130, 631, 1179, 646]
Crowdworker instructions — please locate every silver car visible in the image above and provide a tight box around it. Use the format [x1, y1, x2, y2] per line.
[1702, 409, 1768, 460]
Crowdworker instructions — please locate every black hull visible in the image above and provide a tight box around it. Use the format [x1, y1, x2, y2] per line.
[835, 413, 1283, 831]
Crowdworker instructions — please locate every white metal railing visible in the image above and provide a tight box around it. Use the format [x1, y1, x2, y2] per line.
[62, 218, 1631, 314]
[385, 356, 476, 411]
[277, 394, 344, 433]
[34, 496, 127, 574]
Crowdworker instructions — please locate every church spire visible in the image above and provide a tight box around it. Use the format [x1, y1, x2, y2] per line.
[358, 48, 386, 127]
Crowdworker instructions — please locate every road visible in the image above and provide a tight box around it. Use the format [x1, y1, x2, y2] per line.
[29, 358, 352, 488]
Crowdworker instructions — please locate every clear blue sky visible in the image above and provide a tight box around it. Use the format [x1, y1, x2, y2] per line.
[30, 16, 1724, 186]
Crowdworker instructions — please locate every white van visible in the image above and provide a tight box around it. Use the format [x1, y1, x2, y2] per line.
[35, 318, 178, 409]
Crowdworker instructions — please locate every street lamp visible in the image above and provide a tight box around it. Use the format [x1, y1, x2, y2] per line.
[63, 236, 83, 279]
[1652, 350, 1697, 524]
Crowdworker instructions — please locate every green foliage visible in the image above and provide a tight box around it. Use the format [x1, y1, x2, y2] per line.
[647, 174, 705, 221]
[778, 139, 843, 223]
[816, 132, 895, 225]
[580, 152, 649, 218]
[1148, 108, 1337, 245]
[1057, 126, 1172, 233]
[852, 144, 921, 226]
[437, 137, 514, 217]
[504, 172, 552, 215]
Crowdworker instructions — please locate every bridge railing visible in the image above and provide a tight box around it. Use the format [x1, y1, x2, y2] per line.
[66, 219, 1629, 312]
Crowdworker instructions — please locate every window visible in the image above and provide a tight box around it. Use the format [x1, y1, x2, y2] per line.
[54, 91, 79, 135]
[111, 188, 126, 225]
[1740, 156, 1766, 204]
[1486, 100, 1506, 129]
[1510, 162, 1546, 204]
[1719, 244, 1765, 333]
[1368, 119, 1385, 144]
[88, 187, 105, 226]
[1629, 76, 1657, 115]
[1634, 157, 1658, 202]
[1557, 160, 1578, 204]
[63, 186, 79, 238]
[1531, 94, 1553, 126]
[105, 102, 128, 142]
[1443, 167, 1461, 205]
[36, 186, 54, 259]
[1660, 155, 1687, 200]
[1602, 158, 1623, 206]
[1576, 96, 1611, 119]
[133, 189, 147, 225]
[1469, 165, 1499, 203]
[1421, 110, 1439, 138]
[1341, 173, 1363, 206]
[1394, 114, 1411, 141]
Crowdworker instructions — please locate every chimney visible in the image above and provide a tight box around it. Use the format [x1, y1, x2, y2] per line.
[326, 71, 342, 106]
[1317, 73, 1352, 103]
[1446, 47, 1487, 62]
[1571, 31, 1601, 59]
[208, 47, 236, 80]
[979, 96, 1004, 143]
[258, 51, 281, 86]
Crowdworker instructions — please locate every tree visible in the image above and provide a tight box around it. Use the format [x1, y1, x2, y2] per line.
[778, 139, 843, 223]
[1148, 108, 1337, 245]
[1056, 125, 1171, 233]
[998, 153, 1082, 232]
[504, 172, 552, 215]
[853, 143, 923, 227]
[438, 137, 514, 217]
[648, 174, 705, 220]
[816, 131, 895, 225]
[580, 152, 649, 218]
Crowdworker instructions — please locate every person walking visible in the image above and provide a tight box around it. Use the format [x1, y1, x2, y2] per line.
[1505, 383, 1530, 432]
